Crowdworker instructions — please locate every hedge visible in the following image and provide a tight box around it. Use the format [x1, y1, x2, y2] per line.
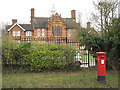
[2, 39, 79, 71]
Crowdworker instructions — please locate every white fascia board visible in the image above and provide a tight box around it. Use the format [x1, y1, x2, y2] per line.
[88, 28, 101, 35]
[8, 23, 25, 31]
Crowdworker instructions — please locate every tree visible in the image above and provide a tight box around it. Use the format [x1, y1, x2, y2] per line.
[0, 22, 9, 38]
[77, 11, 82, 27]
[80, 18, 119, 70]
[79, 0, 119, 70]
[92, 0, 118, 35]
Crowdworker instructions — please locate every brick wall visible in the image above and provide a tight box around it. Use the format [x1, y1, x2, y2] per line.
[8, 25, 25, 38]
[48, 13, 67, 37]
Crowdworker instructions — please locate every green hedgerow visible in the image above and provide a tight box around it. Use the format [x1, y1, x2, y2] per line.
[2, 40, 78, 71]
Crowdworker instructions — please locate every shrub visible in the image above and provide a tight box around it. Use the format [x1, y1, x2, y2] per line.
[2, 38, 18, 65]
[24, 41, 77, 71]
[2, 38, 31, 66]
[2, 40, 78, 71]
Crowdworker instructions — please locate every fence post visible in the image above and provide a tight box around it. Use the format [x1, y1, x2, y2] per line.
[66, 37, 67, 44]
[88, 50, 90, 67]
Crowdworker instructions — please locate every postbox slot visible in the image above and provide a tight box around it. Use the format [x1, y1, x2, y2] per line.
[101, 56, 105, 58]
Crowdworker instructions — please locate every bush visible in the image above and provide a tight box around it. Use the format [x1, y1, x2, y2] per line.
[2, 38, 31, 66]
[2, 38, 18, 65]
[2, 40, 78, 71]
[24, 41, 77, 71]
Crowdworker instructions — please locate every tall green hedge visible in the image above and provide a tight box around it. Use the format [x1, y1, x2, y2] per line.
[2, 40, 78, 71]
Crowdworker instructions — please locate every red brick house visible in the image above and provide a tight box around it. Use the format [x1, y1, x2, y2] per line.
[85, 22, 100, 35]
[6, 8, 80, 40]
[6, 8, 99, 48]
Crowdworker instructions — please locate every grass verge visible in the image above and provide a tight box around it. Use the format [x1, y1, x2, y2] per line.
[2, 70, 118, 88]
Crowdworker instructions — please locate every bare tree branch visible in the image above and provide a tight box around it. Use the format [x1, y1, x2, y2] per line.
[92, 0, 118, 35]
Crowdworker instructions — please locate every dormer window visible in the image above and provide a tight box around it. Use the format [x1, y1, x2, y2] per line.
[13, 31, 20, 36]
[26, 31, 32, 36]
[52, 25, 61, 36]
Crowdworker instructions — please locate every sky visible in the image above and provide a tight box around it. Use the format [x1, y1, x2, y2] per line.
[0, 0, 100, 27]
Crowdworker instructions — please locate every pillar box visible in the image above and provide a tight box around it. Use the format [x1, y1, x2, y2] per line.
[96, 52, 106, 84]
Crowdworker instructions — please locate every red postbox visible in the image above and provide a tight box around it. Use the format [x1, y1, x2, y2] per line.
[96, 52, 106, 84]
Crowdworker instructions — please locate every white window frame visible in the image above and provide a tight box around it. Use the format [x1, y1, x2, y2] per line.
[42, 29, 45, 36]
[13, 31, 20, 36]
[37, 29, 40, 36]
[26, 31, 32, 36]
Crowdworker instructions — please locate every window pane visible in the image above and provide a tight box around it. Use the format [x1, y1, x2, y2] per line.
[42, 29, 45, 36]
[17, 31, 20, 36]
[42, 32, 44, 36]
[26, 31, 32, 36]
[13, 31, 15, 36]
[13, 31, 20, 36]
[37, 29, 40, 31]
[37, 29, 40, 36]
[52, 25, 61, 36]
[38, 32, 40, 36]
[42, 29, 44, 31]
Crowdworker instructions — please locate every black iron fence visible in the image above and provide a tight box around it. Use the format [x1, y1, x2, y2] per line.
[5, 37, 96, 68]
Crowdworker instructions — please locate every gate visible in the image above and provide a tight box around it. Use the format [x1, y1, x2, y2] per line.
[66, 39, 96, 68]
[80, 50, 96, 68]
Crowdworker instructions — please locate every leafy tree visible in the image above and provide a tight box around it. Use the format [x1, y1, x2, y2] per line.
[92, 0, 118, 34]
[80, 18, 120, 70]
[79, 0, 119, 70]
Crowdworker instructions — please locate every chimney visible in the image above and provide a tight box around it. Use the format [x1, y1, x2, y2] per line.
[87, 22, 91, 29]
[71, 10, 76, 21]
[12, 19, 17, 25]
[31, 8, 35, 23]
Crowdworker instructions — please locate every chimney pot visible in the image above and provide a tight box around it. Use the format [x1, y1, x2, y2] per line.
[87, 22, 91, 29]
[31, 8, 35, 23]
[71, 10, 76, 21]
[12, 19, 17, 25]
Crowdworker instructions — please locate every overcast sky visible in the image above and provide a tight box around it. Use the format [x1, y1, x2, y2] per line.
[0, 0, 99, 27]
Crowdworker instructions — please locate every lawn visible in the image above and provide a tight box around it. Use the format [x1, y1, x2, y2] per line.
[81, 55, 95, 61]
[2, 70, 118, 88]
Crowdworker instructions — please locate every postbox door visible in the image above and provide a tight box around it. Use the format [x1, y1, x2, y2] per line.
[100, 56, 106, 75]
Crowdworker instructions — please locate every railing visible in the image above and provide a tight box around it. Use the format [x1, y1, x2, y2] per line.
[7, 36, 96, 68]
[10, 37, 80, 49]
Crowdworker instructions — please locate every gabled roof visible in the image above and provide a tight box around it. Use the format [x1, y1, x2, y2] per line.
[88, 28, 100, 35]
[7, 23, 33, 31]
[19, 24, 33, 31]
[32, 17, 49, 28]
[8, 23, 25, 31]
[63, 18, 80, 30]
[81, 27, 100, 35]
[32, 17, 80, 30]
